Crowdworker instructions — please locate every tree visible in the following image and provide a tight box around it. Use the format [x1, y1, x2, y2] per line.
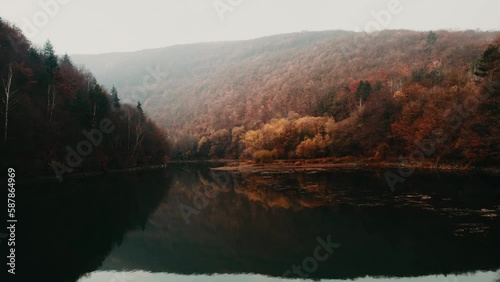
[209, 129, 230, 159]
[295, 134, 331, 158]
[197, 136, 211, 158]
[412, 68, 426, 82]
[111, 86, 120, 109]
[80, 67, 97, 94]
[427, 31, 437, 44]
[474, 44, 500, 77]
[131, 119, 145, 159]
[136, 101, 143, 112]
[1, 64, 18, 145]
[89, 84, 109, 128]
[253, 149, 273, 163]
[136, 101, 144, 121]
[355, 81, 372, 110]
[463, 37, 500, 164]
[43, 40, 58, 121]
[315, 88, 336, 116]
[131, 101, 146, 159]
[229, 126, 245, 158]
[60, 53, 73, 68]
[43, 40, 58, 74]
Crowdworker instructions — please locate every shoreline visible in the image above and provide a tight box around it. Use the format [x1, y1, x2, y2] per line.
[21, 158, 500, 185]
[209, 159, 500, 175]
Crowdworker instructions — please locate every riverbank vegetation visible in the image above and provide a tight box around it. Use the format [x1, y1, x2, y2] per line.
[164, 32, 499, 168]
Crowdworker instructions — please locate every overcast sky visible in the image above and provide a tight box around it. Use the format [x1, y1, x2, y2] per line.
[0, 0, 499, 54]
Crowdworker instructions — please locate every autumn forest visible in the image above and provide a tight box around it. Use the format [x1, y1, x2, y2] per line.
[1, 18, 499, 177]
[75, 29, 500, 168]
[0, 19, 168, 177]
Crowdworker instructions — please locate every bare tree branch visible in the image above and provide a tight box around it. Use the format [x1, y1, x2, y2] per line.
[2, 64, 16, 145]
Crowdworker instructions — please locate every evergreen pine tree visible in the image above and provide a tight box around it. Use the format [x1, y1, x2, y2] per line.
[427, 31, 437, 44]
[111, 86, 120, 109]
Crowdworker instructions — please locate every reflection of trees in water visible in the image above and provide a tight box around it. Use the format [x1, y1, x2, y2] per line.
[18, 171, 172, 282]
[102, 167, 500, 280]
[198, 170, 232, 194]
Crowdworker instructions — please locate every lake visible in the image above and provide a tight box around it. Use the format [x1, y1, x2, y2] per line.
[17, 165, 500, 282]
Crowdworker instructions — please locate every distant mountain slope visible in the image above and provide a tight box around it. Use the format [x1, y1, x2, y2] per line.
[72, 30, 497, 133]
[72, 30, 500, 162]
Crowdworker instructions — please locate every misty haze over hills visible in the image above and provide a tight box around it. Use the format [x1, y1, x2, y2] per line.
[71, 29, 500, 162]
[1, 2, 500, 281]
[72, 30, 498, 126]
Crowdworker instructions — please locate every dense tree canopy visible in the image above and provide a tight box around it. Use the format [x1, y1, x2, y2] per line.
[72, 29, 499, 167]
[0, 19, 169, 177]
[155, 31, 499, 166]
[4, 20, 498, 168]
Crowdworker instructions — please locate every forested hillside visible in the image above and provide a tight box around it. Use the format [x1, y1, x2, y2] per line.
[73, 30, 499, 166]
[0, 18, 168, 177]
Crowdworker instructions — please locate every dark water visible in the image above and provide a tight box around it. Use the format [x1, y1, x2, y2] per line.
[15, 166, 500, 282]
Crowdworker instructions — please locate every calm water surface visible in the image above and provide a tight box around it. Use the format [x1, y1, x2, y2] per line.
[19, 165, 500, 282]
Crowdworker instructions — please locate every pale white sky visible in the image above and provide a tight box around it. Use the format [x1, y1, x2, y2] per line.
[0, 0, 499, 54]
